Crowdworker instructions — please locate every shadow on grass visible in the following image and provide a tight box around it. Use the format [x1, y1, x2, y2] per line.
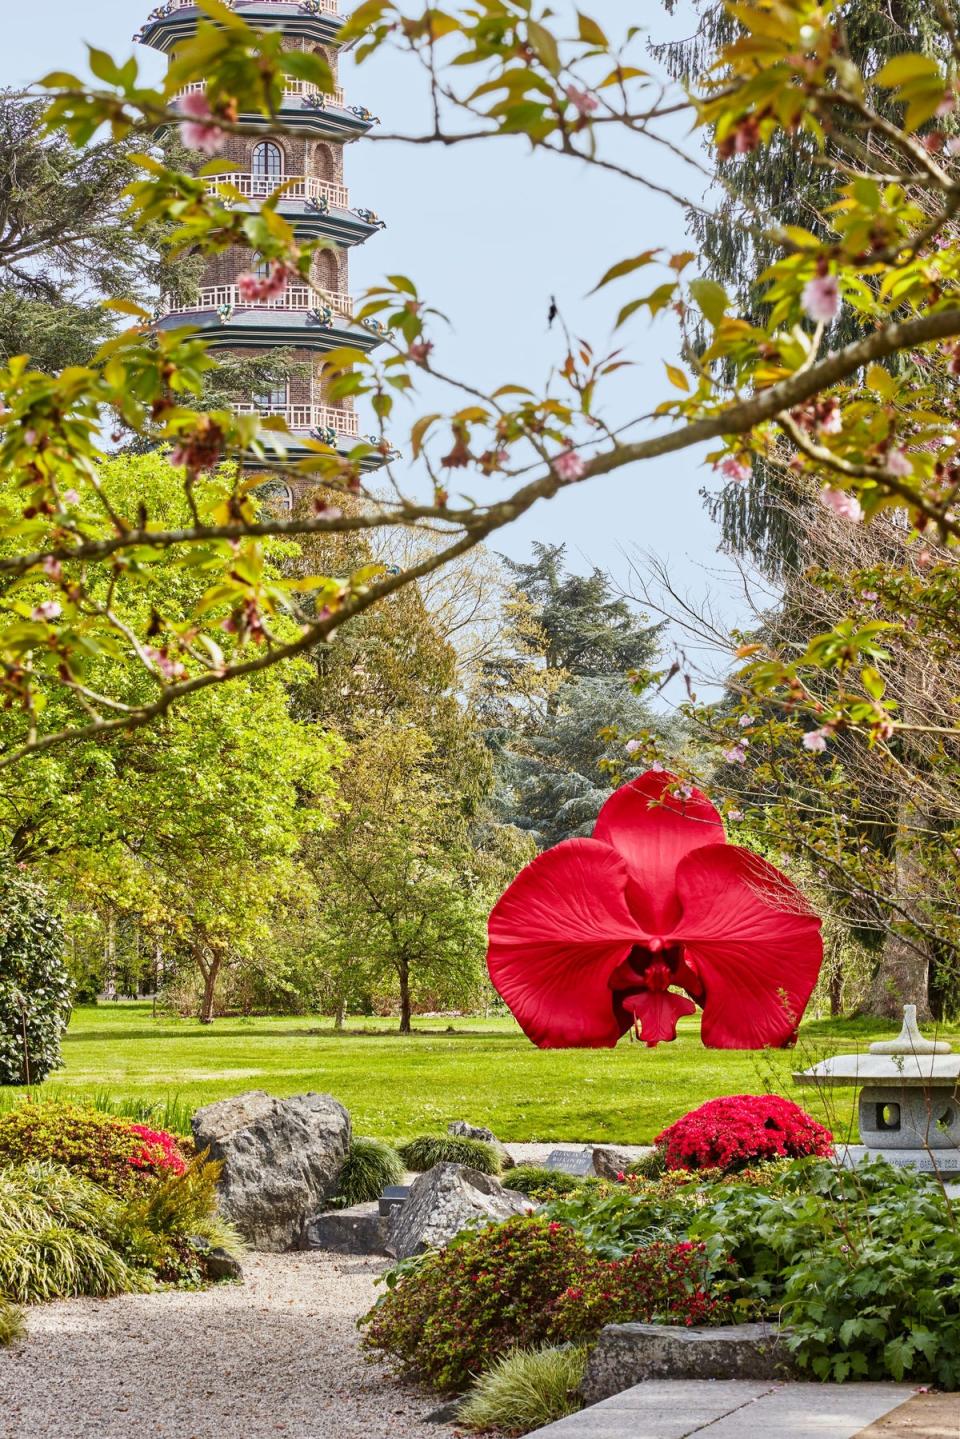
[64, 1025, 521, 1045]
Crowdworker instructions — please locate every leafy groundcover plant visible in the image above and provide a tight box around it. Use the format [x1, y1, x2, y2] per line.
[0, 1102, 187, 1193]
[361, 1215, 727, 1394]
[654, 1095, 833, 1173]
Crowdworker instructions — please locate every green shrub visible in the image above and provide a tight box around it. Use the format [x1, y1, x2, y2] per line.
[335, 1138, 404, 1207]
[362, 1216, 586, 1393]
[0, 868, 70, 1086]
[362, 1215, 728, 1394]
[0, 1102, 167, 1193]
[505, 1166, 587, 1202]
[398, 1134, 500, 1175]
[0, 1162, 145, 1303]
[458, 1345, 588, 1435]
[0, 1298, 24, 1347]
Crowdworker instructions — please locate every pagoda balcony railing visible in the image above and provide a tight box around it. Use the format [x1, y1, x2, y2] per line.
[206, 172, 350, 209]
[234, 402, 360, 436]
[162, 283, 353, 317]
[160, 0, 340, 13]
[177, 78, 347, 108]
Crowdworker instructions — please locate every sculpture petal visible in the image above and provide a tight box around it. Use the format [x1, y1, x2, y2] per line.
[592, 772, 726, 933]
[670, 845, 823, 1049]
[487, 839, 647, 1047]
[622, 989, 698, 1048]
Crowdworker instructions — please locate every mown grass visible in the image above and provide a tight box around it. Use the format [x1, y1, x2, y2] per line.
[4, 1003, 958, 1144]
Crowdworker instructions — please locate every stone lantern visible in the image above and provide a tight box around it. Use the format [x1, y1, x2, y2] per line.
[795, 1005, 960, 1177]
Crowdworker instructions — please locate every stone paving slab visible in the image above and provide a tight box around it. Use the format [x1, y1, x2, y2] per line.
[530, 1380, 917, 1437]
[854, 1392, 960, 1437]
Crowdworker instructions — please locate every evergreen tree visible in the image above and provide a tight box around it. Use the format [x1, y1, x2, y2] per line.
[481, 544, 670, 848]
[659, 0, 948, 572]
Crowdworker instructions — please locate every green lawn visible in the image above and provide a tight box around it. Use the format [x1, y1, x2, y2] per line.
[10, 1003, 959, 1144]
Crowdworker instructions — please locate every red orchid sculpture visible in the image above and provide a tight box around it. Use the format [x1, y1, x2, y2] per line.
[487, 770, 823, 1050]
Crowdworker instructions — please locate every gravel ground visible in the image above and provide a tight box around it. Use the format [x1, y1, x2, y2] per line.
[507, 1142, 652, 1167]
[0, 1252, 457, 1439]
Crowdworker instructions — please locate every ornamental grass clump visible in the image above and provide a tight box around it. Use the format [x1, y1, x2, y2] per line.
[0, 1298, 24, 1347]
[335, 1137, 404, 1207]
[654, 1095, 833, 1173]
[458, 1344, 588, 1435]
[0, 1162, 145, 1303]
[504, 1166, 586, 1202]
[397, 1134, 501, 1175]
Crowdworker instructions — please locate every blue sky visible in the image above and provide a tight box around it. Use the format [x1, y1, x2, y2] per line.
[2, 2, 747, 679]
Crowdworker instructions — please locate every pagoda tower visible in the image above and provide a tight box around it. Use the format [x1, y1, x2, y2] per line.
[136, 0, 386, 493]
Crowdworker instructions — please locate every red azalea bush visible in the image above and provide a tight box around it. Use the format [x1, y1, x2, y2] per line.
[362, 1216, 735, 1393]
[0, 1103, 187, 1192]
[654, 1095, 833, 1173]
[129, 1124, 188, 1178]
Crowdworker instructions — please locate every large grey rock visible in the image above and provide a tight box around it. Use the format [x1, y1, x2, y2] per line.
[448, 1119, 514, 1169]
[387, 1163, 531, 1259]
[192, 1090, 351, 1252]
[581, 1323, 793, 1404]
[301, 1202, 389, 1256]
[592, 1146, 650, 1180]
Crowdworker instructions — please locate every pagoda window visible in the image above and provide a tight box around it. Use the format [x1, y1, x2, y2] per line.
[252, 141, 284, 179]
[254, 381, 288, 410]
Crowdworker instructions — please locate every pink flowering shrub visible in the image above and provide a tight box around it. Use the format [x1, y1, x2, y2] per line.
[654, 1095, 833, 1173]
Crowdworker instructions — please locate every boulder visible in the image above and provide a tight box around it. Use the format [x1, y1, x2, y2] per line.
[581, 1322, 793, 1404]
[448, 1119, 515, 1170]
[592, 1145, 650, 1180]
[192, 1090, 351, 1251]
[301, 1202, 390, 1256]
[387, 1163, 531, 1260]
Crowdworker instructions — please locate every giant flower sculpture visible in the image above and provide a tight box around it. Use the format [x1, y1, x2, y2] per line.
[487, 771, 822, 1050]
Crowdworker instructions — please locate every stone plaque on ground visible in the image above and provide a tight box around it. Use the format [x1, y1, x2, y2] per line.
[543, 1148, 594, 1176]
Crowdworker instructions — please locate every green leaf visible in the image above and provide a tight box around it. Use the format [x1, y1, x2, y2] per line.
[664, 362, 690, 392]
[688, 278, 729, 325]
[592, 251, 658, 292]
[527, 20, 561, 76]
[577, 12, 608, 46]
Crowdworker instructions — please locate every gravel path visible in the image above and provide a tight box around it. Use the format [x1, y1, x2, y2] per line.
[0, 1252, 457, 1439]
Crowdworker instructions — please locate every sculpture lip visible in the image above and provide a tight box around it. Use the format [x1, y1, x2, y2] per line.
[868, 1003, 953, 1057]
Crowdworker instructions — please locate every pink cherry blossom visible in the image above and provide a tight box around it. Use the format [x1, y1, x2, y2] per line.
[32, 600, 61, 622]
[554, 450, 586, 481]
[624, 738, 643, 755]
[723, 742, 748, 765]
[886, 448, 913, 477]
[408, 340, 434, 365]
[144, 645, 186, 680]
[738, 714, 753, 728]
[802, 729, 829, 753]
[42, 556, 62, 580]
[178, 90, 227, 156]
[819, 486, 863, 523]
[650, 760, 665, 773]
[237, 263, 290, 302]
[566, 85, 599, 117]
[801, 273, 841, 323]
[717, 456, 751, 483]
[818, 402, 843, 435]
[727, 810, 744, 822]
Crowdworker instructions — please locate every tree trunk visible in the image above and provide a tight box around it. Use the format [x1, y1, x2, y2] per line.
[334, 999, 346, 1032]
[398, 962, 412, 1035]
[198, 955, 222, 1025]
[865, 796, 932, 1020]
